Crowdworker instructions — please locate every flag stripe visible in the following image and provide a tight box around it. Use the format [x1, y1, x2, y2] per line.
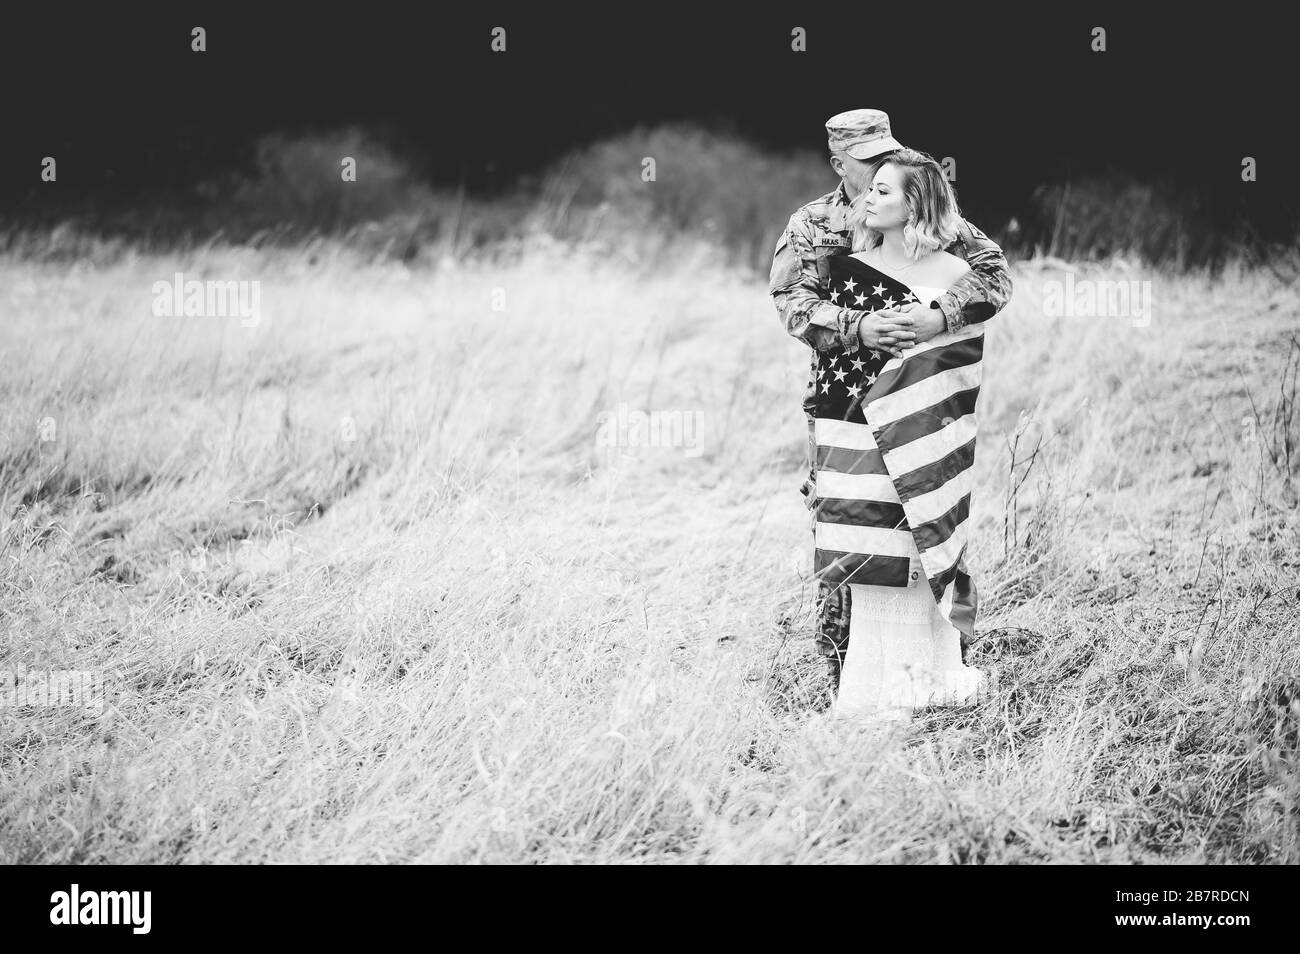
[815, 521, 916, 558]
[814, 416, 878, 450]
[911, 493, 971, 552]
[815, 470, 899, 501]
[815, 445, 888, 475]
[873, 386, 980, 451]
[874, 321, 985, 377]
[869, 334, 984, 399]
[922, 530, 968, 584]
[936, 577, 956, 619]
[930, 546, 966, 603]
[899, 464, 973, 526]
[815, 549, 912, 587]
[948, 568, 978, 637]
[866, 359, 983, 427]
[815, 496, 908, 528]
[882, 413, 978, 477]
[891, 437, 976, 501]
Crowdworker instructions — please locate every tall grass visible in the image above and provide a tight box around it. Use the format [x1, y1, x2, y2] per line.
[1, 230, 1297, 862]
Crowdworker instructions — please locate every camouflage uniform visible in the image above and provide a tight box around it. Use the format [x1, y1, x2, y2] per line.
[769, 179, 1012, 666]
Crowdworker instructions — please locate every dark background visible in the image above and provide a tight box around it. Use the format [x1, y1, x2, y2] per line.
[2, 3, 1294, 246]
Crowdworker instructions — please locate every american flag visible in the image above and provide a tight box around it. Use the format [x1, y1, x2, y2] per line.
[812, 254, 986, 649]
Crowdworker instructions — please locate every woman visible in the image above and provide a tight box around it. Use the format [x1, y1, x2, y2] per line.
[809, 147, 989, 723]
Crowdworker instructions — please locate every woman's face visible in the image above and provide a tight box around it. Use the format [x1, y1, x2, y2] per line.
[860, 162, 910, 231]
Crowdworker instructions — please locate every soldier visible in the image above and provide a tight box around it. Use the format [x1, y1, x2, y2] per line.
[769, 108, 1012, 693]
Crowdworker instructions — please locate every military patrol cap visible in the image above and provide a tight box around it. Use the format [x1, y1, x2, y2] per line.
[825, 108, 902, 161]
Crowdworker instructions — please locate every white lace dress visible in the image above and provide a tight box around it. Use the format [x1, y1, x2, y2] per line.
[832, 282, 986, 721]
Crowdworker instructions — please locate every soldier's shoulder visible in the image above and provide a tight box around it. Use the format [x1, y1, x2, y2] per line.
[788, 188, 842, 230]
[792, 188, 841, 218]
[952, 217, 994, 245]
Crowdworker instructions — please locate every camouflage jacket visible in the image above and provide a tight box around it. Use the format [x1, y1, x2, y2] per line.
[769, 180, 1012, 411]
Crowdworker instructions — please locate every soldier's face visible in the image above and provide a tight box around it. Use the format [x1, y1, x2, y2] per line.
[859, 162, 909, 231]
[831, 152, 885, 200]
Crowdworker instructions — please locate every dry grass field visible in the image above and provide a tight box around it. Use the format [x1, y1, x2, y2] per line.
[2, 232, 1298, 863]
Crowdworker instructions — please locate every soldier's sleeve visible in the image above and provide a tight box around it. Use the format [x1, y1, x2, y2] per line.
[932, 218, 1013, 334]
[768, 212, 864, 353]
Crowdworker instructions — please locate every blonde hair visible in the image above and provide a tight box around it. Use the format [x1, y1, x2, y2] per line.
[848, 147, 961, 257]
